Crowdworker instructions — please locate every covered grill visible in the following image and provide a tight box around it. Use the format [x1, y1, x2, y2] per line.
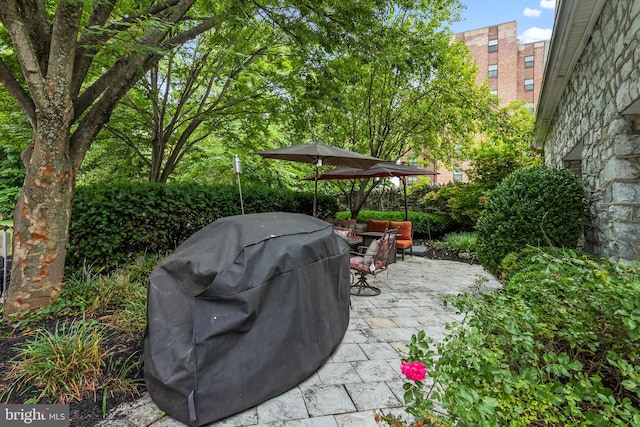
[144, 212, 350, 426]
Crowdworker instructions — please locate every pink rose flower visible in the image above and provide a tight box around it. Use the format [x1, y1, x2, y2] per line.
[401, 360, 427, 381]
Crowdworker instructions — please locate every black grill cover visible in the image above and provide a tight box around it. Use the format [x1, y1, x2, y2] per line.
[143, 212, 351, 426]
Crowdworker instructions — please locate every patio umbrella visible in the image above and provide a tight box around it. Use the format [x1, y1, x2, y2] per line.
[308, 162, 438, 220]
[256, 142, 385, 216]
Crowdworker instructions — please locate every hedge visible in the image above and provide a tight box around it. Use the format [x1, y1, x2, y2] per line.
[67, 183, 338, 272]
[335, 210, 458, 239]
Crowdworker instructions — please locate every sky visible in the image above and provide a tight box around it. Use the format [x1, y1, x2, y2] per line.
[450, 0, 556, 43]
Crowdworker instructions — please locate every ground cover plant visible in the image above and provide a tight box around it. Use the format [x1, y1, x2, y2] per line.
[379, 247, 640, 426]
[432, 232, 478, 260]
[0, 255, 159, 426]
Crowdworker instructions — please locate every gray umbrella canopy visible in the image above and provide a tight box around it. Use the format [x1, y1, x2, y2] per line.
[308, 162, 438, 220]
[311, 162, 437, 180]
[257, 142, 385, 216]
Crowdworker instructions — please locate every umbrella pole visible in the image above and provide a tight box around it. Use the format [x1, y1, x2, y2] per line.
[313, 161, 319, 217]
[403, 177, 409, 221]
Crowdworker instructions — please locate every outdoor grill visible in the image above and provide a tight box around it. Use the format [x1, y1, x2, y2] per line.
[144, 212, 351, 426]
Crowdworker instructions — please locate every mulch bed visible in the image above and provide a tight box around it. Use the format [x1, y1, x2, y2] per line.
[413, 239, 478, 264]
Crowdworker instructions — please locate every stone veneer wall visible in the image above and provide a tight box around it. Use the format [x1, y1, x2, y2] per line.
[543, 0, 640, 263]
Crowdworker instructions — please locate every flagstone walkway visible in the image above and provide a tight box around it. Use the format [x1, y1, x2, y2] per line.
[98, 256, 500, 427]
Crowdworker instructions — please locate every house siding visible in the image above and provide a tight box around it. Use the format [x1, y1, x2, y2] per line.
[543, 0, 640, 262]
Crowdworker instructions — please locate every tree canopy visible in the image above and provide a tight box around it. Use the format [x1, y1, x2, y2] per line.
[1, 0, 426, 314]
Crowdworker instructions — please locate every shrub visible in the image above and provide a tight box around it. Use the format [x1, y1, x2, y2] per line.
[381, 248, 640, 426]
[421, 182, 476, 230]
[335, 210, 457, 239]
[475, 166, 585, 276]
[433, 232, 478, 257]
[4, 319, 111, 403]
[67, 183, 338, 272]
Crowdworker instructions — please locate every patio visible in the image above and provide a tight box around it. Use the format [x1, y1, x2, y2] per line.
[99, 256, 501, 427]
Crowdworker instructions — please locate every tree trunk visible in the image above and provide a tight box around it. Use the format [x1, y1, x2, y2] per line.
[5, 114, 75, 315]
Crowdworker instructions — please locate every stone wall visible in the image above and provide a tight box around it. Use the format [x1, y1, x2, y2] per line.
[543, 0, 640, 262]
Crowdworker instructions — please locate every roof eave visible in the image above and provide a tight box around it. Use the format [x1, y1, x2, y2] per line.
[533, 0, 607, 149]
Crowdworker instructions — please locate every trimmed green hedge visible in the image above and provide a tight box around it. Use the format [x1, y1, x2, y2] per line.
[67, 183, 338, 272]
[335, 210, 457, 239]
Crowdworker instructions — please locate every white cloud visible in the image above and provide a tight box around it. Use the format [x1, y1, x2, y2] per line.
[520, 27, 553, 43]
[523, 8, 542, 17]
[540, 0, 556, 9]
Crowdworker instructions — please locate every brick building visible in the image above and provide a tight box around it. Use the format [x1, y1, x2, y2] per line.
[453, 20, 548, 109]
[425, 21, 549, 184]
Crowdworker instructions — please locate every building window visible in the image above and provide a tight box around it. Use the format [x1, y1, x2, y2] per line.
[488, 39, 498, 52]
[488, 64, 498, 78]
[524, 79, 534, 91]
[524, 55, 534, 68]
[491, 89, 498, 97]
[525, 102, 534, 113]
[453, 169, 464, 182]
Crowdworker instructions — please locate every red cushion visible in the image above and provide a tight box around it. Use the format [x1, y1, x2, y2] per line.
[368, 219, 389, 233]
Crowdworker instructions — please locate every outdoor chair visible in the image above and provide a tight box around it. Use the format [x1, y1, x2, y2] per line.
[391, 221, 413, 260]
[349, 228, 398, 296]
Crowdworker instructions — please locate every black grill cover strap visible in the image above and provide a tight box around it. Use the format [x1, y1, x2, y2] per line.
[188, 391, 196, 425]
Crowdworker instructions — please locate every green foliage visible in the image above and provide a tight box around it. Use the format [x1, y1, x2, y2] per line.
[0, 144, 24, 219]
[67, 183, 337, 272]
[3, 319, 111, 403]
[433, 232, 478, 257]
[422, 182, 482, 229]
[468, 143, 541, 187]
[282, 0, 489, 218]
[1, 256, 159, 405]
[476, 166, 586, 276]
[335, 210, 457, 238]
[383, 248, 640, 426]
[420, 102, 542, 231]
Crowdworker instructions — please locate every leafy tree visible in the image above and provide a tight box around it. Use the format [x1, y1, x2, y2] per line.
[423, 101, 542, 228]
[84, 18, 288, 183]
[0, 0, 400, 314]
[279, 0, 491, 219]
[470, 100, 541, 186]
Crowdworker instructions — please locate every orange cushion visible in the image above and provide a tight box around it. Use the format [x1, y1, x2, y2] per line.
[390, 221, 412, 240]
[368, 219, 389, 233]
[396, 240, 413, 249]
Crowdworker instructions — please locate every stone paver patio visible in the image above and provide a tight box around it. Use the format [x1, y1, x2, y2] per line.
[98, 255, 500, 427]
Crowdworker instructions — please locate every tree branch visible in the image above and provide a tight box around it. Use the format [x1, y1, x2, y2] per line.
[0, 58, 36, 128]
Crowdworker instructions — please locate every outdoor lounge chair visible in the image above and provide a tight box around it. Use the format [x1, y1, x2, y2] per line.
[391, 221, 413, 260]
[349, 228, 398, 296]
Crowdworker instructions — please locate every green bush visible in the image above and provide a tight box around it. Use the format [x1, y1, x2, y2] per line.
[422, 182, 483, 230]
[0, 144, 24, 220]
[475, 166, 585, 276]
[433, 232, 478, 257]
[67, 183, 337, 272]
[384, 248, 640, 426]
[335, 210, 457, 239]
